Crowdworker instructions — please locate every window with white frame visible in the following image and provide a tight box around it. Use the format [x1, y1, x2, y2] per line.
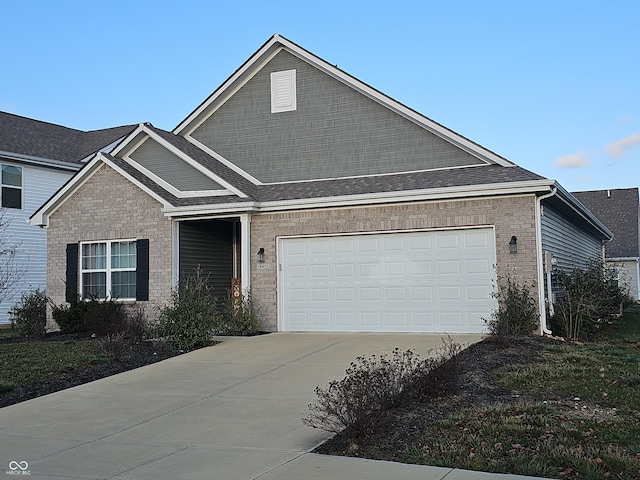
[80, 240, 137, 300]
[2, 164, 22, 209]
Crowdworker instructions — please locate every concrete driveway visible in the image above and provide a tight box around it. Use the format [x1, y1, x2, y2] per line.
[0, 333, 550, 480]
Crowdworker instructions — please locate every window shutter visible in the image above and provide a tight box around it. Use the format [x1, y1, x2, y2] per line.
[136, 239, 149, 301]
[65, 243, 79, 302]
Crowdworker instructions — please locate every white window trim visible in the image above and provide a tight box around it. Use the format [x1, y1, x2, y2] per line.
[79, 239, 137, 301]
[1, 163, 23, 209]
[271, 69, 297, 113]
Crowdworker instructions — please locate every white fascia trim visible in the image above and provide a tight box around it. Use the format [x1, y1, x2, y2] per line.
[162, 202, 258, 218]
[141, 126, 249, 198]
[0, 150, 81, 172]
[258, 179, 554, 212]
[122, 156, 231, 199]
[30, 155, 106, 227]
[175, 40, 282, 135]
[161, 179, 553, 218]
[553, 183, 613, 239]
[607, 257, 640, 262]
[110, 123, 148, 157]
[184, 136, 263, 185]
[275, 37, 513, 167]
[264, 163, 486, 186]
[100, 154, 173, 208]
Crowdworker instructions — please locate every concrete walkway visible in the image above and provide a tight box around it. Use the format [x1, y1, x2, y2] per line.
[0, 333, 551, 479]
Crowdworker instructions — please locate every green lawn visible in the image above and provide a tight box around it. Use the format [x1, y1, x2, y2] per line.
[404, 305, 640, 480]
[0, 336, 107, 393]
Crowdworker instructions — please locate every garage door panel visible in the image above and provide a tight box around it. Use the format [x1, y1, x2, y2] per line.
[280, 228, 496, 333]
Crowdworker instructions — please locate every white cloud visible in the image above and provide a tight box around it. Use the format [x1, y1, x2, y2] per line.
[553, 152, 591, 169]
[606, 133, 640, 159]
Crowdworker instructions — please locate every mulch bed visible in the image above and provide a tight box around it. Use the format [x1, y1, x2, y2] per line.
[0, 333, 180, 408]
[314, 335, 545, 460]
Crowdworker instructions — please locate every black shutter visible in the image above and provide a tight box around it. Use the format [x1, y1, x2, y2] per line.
[65, 243, 79, 302]
[136, 239, 149, 301]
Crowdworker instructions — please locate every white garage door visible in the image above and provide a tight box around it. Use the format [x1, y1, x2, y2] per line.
[279, 228, 496, 333]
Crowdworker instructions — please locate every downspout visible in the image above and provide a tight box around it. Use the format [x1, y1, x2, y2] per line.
[535, 186, 557, 335]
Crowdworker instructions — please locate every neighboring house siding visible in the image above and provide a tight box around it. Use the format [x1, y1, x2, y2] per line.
[609, 259, 640, 300]
[540, 204, 603, 272]
[0, 164, 72, 324]
[46, 164, 173, 330]
[250, 195, 538, 331]
[192, 50, 483, 184]
[129, 138, 224, 191]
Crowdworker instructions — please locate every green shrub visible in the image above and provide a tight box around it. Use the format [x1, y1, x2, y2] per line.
[83, 295, 126, 336]
[217, 289, 261, 336]
[51, 295, 88, 334]
[150, 268, 219, 351]
[50, 295, 126, 335]
[10, 288, 47, 337]
[485, 273, 538, 337]
[303, 338, 461, 436]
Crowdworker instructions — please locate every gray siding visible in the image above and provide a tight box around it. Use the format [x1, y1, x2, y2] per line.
[541, 204, 603, 272]
[179, 220, 234, 300]
[130, 138, 224, 191]
[192, 50, 483, 184]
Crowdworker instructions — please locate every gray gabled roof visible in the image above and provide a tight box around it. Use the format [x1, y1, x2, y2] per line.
[573, 188, 640, 258]
[0, 111, 136, 165]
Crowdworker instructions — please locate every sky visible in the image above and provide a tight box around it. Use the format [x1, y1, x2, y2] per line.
[2, 0, 639, 193]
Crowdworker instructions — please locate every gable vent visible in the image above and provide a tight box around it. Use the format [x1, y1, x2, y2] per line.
[271, 69, 296, 113]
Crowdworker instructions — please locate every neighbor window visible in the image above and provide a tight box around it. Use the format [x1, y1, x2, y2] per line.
[2, 164, 22, 209]
[80, 240, 137, 300]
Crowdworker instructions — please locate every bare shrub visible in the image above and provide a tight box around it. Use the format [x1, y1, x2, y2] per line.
[97, 332, 129, 362]
[553, 259, 632, 341]
[10, 288, 47, 337]
[303, 337, 462, 436]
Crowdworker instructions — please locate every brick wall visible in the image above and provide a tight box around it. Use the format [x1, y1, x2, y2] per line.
[46, 164, 173, 331]
[250, 195, 539, 331]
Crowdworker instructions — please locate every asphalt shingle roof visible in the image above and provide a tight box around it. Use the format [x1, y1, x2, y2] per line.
[0, 111, 135, 164]
[573, 188, 640, 258]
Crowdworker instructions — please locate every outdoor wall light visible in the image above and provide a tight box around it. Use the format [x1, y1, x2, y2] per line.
[509, 236, 518, 254]
[257, 247, 265, 263]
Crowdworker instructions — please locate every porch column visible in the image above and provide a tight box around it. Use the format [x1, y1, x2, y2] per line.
[240, 213, 251, 290]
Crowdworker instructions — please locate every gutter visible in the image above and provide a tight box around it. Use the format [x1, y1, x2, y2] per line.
[535, 186, 557, 335]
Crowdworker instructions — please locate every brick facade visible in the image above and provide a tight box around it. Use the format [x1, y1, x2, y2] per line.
[46, 164, 173, 331]
[250, 195, 539, 331]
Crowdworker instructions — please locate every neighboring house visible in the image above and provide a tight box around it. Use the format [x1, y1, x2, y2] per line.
[30, 34, 611, 334]
[0, 111, 135, 324]
[573, 188, 640, 300]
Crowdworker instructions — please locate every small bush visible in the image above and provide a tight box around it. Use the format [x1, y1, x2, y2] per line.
[51, 295, 88, 334]
[97, 332, 129, 362]
[217, 289, 261, 336]
[10, 288, 47, 337]
[485, 273, 538, 337]
[303, 338, 462, 436]
[83, 295, 126, 336]
[51, 295, 126, 335]
[150, 268, 219, 351]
